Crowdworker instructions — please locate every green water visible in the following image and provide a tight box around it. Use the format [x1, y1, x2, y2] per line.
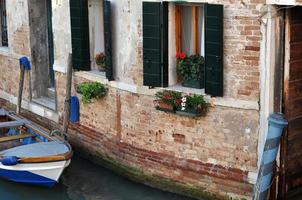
[0, 155, 196, 200]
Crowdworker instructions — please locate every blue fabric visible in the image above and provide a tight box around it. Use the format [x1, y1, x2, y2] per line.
[70, 96, 80, 123]
[1, 156, 19, 166]
[19, 56, 31, 71]
[0, 168, 56, 187]
[7, 128, 18, 136]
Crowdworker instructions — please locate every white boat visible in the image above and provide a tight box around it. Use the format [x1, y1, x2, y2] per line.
[0, 108, 73, 187]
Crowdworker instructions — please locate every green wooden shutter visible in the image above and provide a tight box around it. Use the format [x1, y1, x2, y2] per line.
[70, 0, 90, 71]
[143, 2, 168, 87]
[104, 0, 113, 80]
[205, 4, 223, 97]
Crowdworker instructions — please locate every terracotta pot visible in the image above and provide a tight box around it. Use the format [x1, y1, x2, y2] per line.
[154, 100, 175, 113]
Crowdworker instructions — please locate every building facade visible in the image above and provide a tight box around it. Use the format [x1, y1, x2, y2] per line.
[0, 0, 301, 199]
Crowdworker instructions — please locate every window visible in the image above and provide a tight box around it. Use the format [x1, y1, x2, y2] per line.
[143, 2, 223, 97]
[0, 0, 7, 47]
[70, 0, 113, 80]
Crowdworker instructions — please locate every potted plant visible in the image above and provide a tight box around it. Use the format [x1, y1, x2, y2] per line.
[176, 94, 208, 117]
[176, 52, 205, 89]
[76, 82, 108, 104]
[154, 90, 182, 113]
[95, 53, 107, 72]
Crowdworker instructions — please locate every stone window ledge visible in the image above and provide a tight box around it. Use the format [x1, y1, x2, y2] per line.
[0, 90, 59, 123]
[75, 71, 259, 111]
[0, 46, 9, 55]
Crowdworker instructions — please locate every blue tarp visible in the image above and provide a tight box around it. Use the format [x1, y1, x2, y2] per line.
[0, 142, 69, 158]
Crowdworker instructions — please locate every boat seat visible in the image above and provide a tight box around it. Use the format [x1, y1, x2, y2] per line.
[0, 121, 25, 129]
[0, 141, 69, 158]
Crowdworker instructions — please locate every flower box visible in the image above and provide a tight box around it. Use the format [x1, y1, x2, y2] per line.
[154, 100, 175, 113]
[182, 78, 202, 89]
[176, 106, 207, 118]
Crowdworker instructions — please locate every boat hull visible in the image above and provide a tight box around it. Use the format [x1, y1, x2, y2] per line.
[0, 160, 70, 187]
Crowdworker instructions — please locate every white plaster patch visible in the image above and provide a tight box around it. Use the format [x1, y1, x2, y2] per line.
[245, 127, 252, 134]
[248, 171, 257, 184]
[207, 158, 218, 165]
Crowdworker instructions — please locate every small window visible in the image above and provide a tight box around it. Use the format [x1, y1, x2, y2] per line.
[88, 0, 105, 72]
[0, 0, 7, 47]
[172, 4, 205, 89]
[143, 2, 223, 97]
[70, 0, 113, 80]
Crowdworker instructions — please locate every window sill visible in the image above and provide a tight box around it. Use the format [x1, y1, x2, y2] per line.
[0, 46, 9, 56]
[88, 70, 106, 78]
[166, 84, 205, 95]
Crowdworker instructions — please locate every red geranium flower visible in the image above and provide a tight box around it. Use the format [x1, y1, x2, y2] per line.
[176, 98, 182, 105]
[176, 52, 186, 60]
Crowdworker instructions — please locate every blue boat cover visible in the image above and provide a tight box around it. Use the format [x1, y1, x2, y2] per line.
[0, 142, 69, 158]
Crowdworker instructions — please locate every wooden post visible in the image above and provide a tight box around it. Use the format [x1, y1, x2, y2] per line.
[17, 66, 25, 115]
[62, 53, 72, 135]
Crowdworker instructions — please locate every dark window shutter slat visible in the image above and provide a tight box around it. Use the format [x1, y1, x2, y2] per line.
[70, 0, 90, 71]
[205, 4, 223, 97]
[162, 2, 169, 88]
[104, 0, 113, 81]
[143, 2, 168, 87]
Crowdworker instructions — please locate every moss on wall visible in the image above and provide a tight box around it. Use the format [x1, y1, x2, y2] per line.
[72, 144, 230, 200]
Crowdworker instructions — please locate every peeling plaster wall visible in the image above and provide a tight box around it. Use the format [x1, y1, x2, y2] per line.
[110, 0, 143, 85]
[6, 0, 30, 56]
[52, 0, 72, 73]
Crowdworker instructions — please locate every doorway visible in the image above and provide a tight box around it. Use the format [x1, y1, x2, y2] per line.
[28, 0, 55, 110]
[280, 6, 302, 199]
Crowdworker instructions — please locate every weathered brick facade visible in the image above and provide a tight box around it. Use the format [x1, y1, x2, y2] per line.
[0, 0, 295, 199]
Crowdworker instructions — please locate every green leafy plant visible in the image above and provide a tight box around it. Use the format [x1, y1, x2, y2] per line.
[177, 93, 209, 117]
[77, 82, 108, 104]
[176, 53, 204, 81]
[185, 94, 207, 109]
[155, 90, 182, 109]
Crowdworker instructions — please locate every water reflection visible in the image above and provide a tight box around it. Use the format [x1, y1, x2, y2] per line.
[0, 155, 196, 200]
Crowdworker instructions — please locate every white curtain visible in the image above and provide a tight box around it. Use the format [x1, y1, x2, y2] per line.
[181, 6, 204, 56]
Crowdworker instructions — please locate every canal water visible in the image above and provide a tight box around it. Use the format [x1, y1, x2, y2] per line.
[0, 155, 196, 200]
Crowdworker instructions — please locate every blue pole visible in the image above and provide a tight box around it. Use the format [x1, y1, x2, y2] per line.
[254, 113, 288, 200]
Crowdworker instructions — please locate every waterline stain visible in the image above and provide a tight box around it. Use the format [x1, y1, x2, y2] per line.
[0, 155, 195, 200]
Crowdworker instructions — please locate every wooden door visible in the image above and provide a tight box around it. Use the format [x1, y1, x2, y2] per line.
[281, 7, 302, 198]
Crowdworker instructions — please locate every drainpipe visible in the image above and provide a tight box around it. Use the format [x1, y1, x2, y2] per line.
[253, 113, 288, 200]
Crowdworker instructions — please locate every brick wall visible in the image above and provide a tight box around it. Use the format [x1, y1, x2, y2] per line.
[51, 72, 259, 199]
[11, 25, 31, 56]
[0, 0, 270, 199]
